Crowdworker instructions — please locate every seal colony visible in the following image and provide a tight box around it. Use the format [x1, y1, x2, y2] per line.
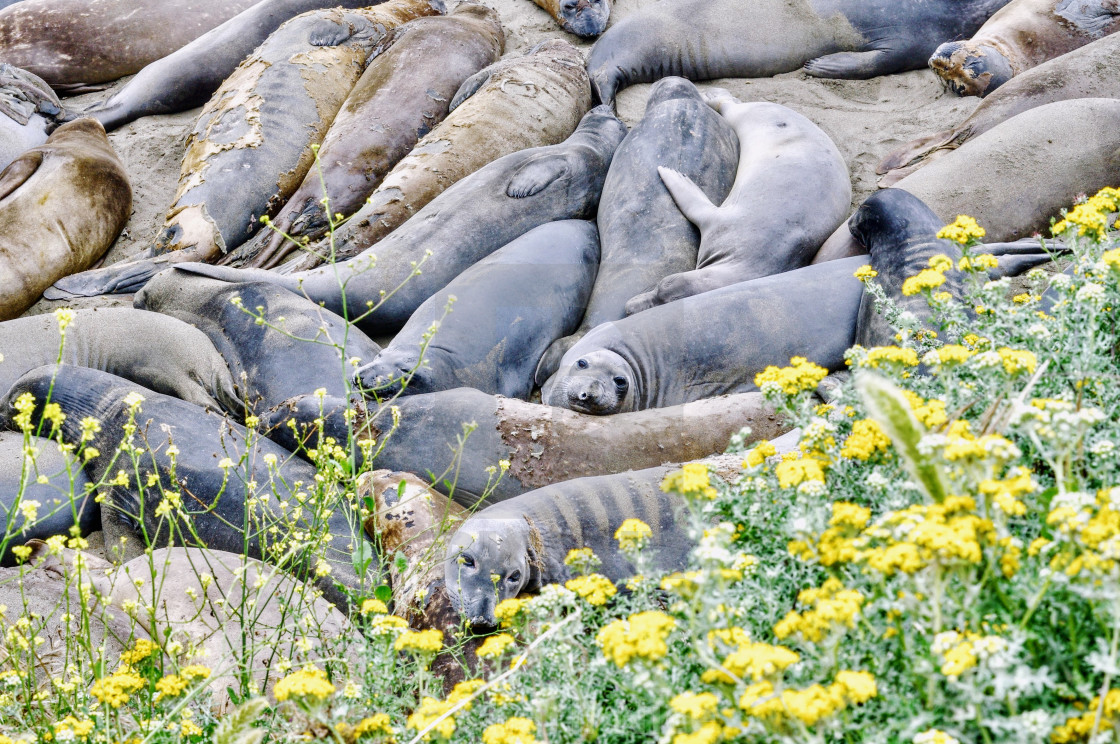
[0, 0, 1113, 644]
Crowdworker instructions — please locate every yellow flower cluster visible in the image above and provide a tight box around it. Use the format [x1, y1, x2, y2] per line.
[860, 346, 920, 369]
[597, 611, 676, 667]
[615, 518, 652, 551]
[406, 680, 484, 741]
[901, 268, 947, 297]
[1047, 488, 1120, 578]
[565, 574, 617, 606]
[1052, 187, 1120, 241]
[661, 462, 717, 500]
[482, 717, 537, 744]
[494, 598, 526, 627]
[395, 628, 444, 655]
[90, 669, 145, 708]
[668, 692, 726, 744]
[739, 670, 877, 728]
[957, 253, 998, 271]
[119, 639, 160, 666]
[273, 667, 336, 703]
[1052, 688, 1120, 742]
[773, 578, 864, 643]
[978, 468, 1034, 517]
[744, 440, 777, 468]
[930, 630, 1006, 678]
[755, 356, 829, 396]
[938, 215, 986, 244]
[840, 419, 891, 461]
[352, 713, 394, 739]
[774, 455, 827, 490]
[563, 547, 600, 574]
[902, 391, 948, 429]
[854, 264, 878, 281]
[360, 598, 389, 615]
[476, 633, 516, 659]
[932, 344, 974, 366]
[703, 641, 799, 684]
[53, 716, 94, 741]
[997, 347, 1037, 376]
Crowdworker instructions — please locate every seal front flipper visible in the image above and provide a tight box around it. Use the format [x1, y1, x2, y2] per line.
[449, 67, 493, 112]
[506, 156, 570, 198]
[0, 151, 42, 201]
[802, 50, 894, 79]
[44, 252, 170, 298]
[657, 166, 718, 228]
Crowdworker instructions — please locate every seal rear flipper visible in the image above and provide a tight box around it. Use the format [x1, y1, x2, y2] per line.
[449, 67, 493, 112]
[0, 150, 42, 202]
[506, 156, 570, 198]
[802, 50, 894, 80]
[657, 166, 718, 229]
[50, 82, 111, 95]
[44, 254, 175, 299]
[877, 126, 965, 175]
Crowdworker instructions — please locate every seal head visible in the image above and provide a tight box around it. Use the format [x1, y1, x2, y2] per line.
[354, 348, 441, 397]
[543, 349, 636, 415]
[444, 518, 533, 629]
[929, 40, 1015, 97]
[556, 0, 610, 37]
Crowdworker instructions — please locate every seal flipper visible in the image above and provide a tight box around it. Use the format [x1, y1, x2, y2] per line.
[44, 252, 170, 298]
[877, 126, 967, 175]
[803, 50, 893, 79]
[657, 166, 718, 229]
[0, 150, 42, 202]
[308, 17, 357, 47]
[449, 67, 493, 112]
[506, 156, 570, 198]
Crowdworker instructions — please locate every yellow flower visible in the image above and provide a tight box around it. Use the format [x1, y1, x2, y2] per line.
[360, 598, 389, 615]
[597, 611, 676, 667]
[927, 254, 954, 272]
[407, 697, 456, 740]
[773, 579, 864, 643]
[90, 669, 145, 708]
[901, 268, 946, 296]
[353, 713, 394, 739]
[937, 215, 985, 244]
[744, 440, 777, 468]
[273, 667, 336, 703]
[119, 638, 161, 666]
[565, 574, 617, 606]
[661, 462, 717, 500]
[395, 629, 444, 654]
[482, 717, 537, 744]
[834, 670, 878, 704]
[563, 547, 601, 574]
[933, 344, 973, 366]
[476, 633, 517, 659]
[840, 419, 890, 461]
[53, 716, 94, 741]
[997, 347, 1037, 375]
[774, 456, 825, 489]
[957, 253, 998, 271]
[615, 519, 652, 551]
[155, 674, 188, 699]
[862, 346, 920, 368]
[754, 356, 829, 395]
[1052, 187, 1120, 241]
[704, 641, 799, 684]
[494, 598, 526, 627]
[853, 264, 878, 281]
[669, 691, 720, 720]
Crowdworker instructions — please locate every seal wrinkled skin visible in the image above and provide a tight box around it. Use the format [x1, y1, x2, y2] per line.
[0, 63, 59, 171]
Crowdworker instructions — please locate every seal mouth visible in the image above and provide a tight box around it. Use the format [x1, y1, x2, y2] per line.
[564, 377, 621, 415]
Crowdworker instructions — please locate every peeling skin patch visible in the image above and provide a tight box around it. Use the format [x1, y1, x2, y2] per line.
[1055, 0, 1120, 33]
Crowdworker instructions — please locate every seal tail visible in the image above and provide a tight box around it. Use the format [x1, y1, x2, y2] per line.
[80, 99, 131, 133]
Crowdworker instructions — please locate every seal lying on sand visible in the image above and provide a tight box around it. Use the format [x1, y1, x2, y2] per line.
[262, 387, 787, 505]
[0, 118, 129, 320]
[526, 0, 610, 36]
[586, 0, 1013, 103]
[928, 0, 1120, 97]
[354, 220, 598, 400]
[0, 0, 261, 91]
[626, 96, 850, 314]
[878, 32, 1120, 184]
[47, 0, 443, 299]
[0, 64, 60, 171]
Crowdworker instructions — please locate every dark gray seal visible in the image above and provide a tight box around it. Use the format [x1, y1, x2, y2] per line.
[445, 466, 691, 628]
[165, 106, 627, 337]
[1, 365, 373, 610]
[134, 269, 382, 417]
[586, 0, 1013, 103]
[537, 77, 737, 383]
[626, 95, 850, 314]
[262, 387, 787, 506]
[527, 0, 610, 36]
[542, 257, 867, 415]
[0, 308, 237, 412]
[83, 0, 385, 131]
[354, 220, 598, 400]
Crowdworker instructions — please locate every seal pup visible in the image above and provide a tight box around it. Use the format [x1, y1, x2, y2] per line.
[0, 64, 61, 171]
[586, 0, 1013, 103]
[0, 118, 129, 320]
[169, 107, 627, 337]
[354, 220, 599, 400]
[262, 388, 787, 505]
[1, 365, 373, 610]
[445, 467, 691, 628]
[134, 269, 382, 417]
[879, 32, 1120, 185]
[543, 257, 866, 415]
[0, 0, 261, 91]
[82, 0, 388, 131]
[47, 0, 444, 300]
[929, 0, 1120, 97]
[231, 38, 592, 269]
[537, 77, 738, 383]
[625, 97, 850, 314]
[0, 308, 237, 413]
[238, 2, 504, 269]
[525, 0, 610, 36]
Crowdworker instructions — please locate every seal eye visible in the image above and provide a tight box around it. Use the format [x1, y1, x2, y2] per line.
[459, 554, 475, 568]
[507, 571, 521, 584]
[613, 376, 628, 390]
[577, 359, 589, 370]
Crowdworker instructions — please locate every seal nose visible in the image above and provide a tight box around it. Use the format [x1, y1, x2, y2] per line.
[571, 379, 604, 404]
[576, 0, 591, 10]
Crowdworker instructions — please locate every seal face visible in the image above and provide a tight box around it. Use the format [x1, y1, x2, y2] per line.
[444, 518, 532, 628]
[539, 0, 610, 37]
[929, 40, 1015, 96]
[543, 349, 637, 415]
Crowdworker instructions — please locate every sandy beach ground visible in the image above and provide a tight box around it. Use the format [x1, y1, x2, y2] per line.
[28, 0, 979, 315]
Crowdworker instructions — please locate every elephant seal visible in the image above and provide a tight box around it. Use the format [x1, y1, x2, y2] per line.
[262, 387, 787, 505]
[879, 31, 1120, 185]
[0, 431, 95, 563]
[537, 77, 738, 383]
[527, 0, 610, 36]
[625, 97, 850, 314]
[0, 63, 60, 171]
[238, 2, 504, 269]
[543, 257, 866, 415]
[1, 365, 373, 610]
[586, 0, 1013, 103]
[0, 308, 237, 412]
[134, 269, 382, 417]
[0, 118, 129, 320]
[445, 467, 692, 628]
[230, 38, 592, 270]
[0, 0, 262, 91]
[354, 220, 599, 400]
[83, 0, 389, 131]
[928, 0, 1120, 98]
[47, 0, 444, 300]
[171, 107, 627, 337]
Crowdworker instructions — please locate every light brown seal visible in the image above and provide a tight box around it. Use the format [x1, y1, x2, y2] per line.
[526, 0, 610, 37]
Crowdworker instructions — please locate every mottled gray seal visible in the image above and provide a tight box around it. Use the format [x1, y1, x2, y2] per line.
[537, 77, 737, 383]
[263, 387, 787, 505]
[47, 0, 443, 299]
[171, 107, 627, 337]
[83, 0, 387, 131]
[626, 96, 850, 314]
[526, 0, 610, 37]
[586, 0, 1013, 103]
[0, 0, 261, 91]
[445, 466, 691, 628]
[0, 63, 59, 171]
[0, 308, 237, 412]
[134, 269, 382, 417]
[879, 31, 1120, 184]
[543, 257, 866, 415]
[0, 118, 129, 320]
[2, 365, 373, 610]
[238, 2, 504, 269]
[232, 38, 592, 269]
[355, 220, 598, 400]
[928, 0, 1120, 97]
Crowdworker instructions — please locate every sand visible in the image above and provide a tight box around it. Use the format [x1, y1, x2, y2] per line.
[27, 0, 979, 315]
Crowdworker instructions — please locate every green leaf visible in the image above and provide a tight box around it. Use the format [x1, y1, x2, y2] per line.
[397, 479, 407, 498]
[352, 537, 374, 576]
[375, 584, 393, 603]
[213, 697, 267, 744]
[855, 371, 947, 503]
[394, 548, 408, 573]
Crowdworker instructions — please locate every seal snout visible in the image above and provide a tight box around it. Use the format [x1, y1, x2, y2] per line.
[928, 41, 1014, 98]
[558, 0, 610, 38]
